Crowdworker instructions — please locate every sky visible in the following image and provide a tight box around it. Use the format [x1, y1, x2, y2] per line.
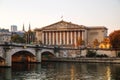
[0, 0, 120, 34]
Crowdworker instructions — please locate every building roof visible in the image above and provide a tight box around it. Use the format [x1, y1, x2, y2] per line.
[34, 20, 108, 31]
[35, 20, 86, 31]
[87, 26, 108, 30]
[0, 29, 9, 32]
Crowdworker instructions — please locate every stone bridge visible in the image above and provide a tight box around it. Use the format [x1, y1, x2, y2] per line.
[0, 43, 84, 67]
[0, 43, 117, 67]
[0, 43, 56, 67]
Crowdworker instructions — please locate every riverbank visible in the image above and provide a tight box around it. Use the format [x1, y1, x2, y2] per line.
[1, 58, 120, 68]
[44, 57, 120, 63]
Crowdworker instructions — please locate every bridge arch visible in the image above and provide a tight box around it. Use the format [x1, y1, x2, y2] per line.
[9, 48, 36, 56]
[12, 51, 36, 63]
[0, 57, 5, 66]
[40, 49, 55, 61]
[7, 48, 36, 63]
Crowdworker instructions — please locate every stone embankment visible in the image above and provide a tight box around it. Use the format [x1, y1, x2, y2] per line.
[45, 58, 120, 63]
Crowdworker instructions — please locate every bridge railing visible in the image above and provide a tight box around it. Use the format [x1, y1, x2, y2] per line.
[1, 42, 120, 51]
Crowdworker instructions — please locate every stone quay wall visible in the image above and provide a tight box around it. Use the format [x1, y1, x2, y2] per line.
[58, 49, 119, 58]
[46, 57, 120, 63]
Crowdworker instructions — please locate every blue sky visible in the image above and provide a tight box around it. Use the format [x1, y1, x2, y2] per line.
[0, 0, 120, 34]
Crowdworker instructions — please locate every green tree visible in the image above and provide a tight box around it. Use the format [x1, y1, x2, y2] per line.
[86, 50, 96, 57]
[109, 30, 120, 49]
[11, 34, 26, 43]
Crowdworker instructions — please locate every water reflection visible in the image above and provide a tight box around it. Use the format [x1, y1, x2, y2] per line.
[0, 62, 120, 80]
[0, 68, 11, 80]
[106, 66, 111, 80]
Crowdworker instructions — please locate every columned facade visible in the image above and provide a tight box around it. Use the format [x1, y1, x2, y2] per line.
[42, 30, 85, 46]
[35, 20, 108, 47]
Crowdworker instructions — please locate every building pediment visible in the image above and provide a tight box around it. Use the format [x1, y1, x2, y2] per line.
[41, 20, 86, 31]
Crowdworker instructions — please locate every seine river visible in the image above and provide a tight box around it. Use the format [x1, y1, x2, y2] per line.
[0, 62, 120, 80]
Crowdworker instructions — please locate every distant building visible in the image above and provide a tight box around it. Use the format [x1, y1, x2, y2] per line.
[35, 20, 107, 47]
[0, 29, 11, 43]
[11, 25, 17, 32]
[22, 24, 25, 32]
[11, 31, 25, 37]
[11, 24, 25, 37]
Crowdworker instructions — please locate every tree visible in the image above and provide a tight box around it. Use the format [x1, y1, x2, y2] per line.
[11, 34, 26, 43]
[109, 30, 120, 49]
[103, 37, 110, 44]
[99, 37, 111, 49]
[86, 50, 96, 57]
[77, 37, 85, 47]
[93, 39, 99, 48]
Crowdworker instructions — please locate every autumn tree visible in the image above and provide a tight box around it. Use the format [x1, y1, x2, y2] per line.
[77, 37, 85, 47]
[93, 39, 99, 48]
[103, 37, 110, 44]
[109, 30, 120, 49]
[99, 37, 111, 49]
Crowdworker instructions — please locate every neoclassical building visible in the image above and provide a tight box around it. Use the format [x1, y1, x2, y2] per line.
[35, 20, 107, 47]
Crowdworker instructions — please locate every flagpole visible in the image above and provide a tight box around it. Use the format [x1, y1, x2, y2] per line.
[61, 16, 63, 20]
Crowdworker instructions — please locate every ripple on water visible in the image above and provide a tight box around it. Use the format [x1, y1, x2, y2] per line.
[10, 62, 120, 80]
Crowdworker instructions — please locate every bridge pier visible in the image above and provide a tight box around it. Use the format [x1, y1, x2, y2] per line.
[5, 52, 11, 67]
[36, 51, 41, 63]
[55, 52, 59, 57]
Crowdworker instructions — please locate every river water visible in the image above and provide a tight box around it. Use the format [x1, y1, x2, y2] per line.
[0, 62, 120, 80]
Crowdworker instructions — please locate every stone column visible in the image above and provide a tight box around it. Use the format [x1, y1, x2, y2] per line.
[74, 31, 77, 45]
[53, 32, 55, 45]
[78, 31, 80, 40]
[76, 31, 78, 43]
[48, 32, 49, 45]
[80, 31, 82, 40]
[44, 32, 46, 44]
[61, 32, 63, 45]
[56, 32, 58, 45]
[49, 32, 51, 45]
[69, 31, 71, 44]
[51, 32, 53, 45]
[54, 32, 56, 45]
[82, 31, 84, 41]
[42, 32, 44, 44]
[71, 31, 73, 44]
[84, 30, 87, 46]
[45, 32, 48, 45]
[60, 31, 62, 45]
[67, 31, 69, 45]
[65, 31, 67, 45]
[63, 31, 66, 45]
